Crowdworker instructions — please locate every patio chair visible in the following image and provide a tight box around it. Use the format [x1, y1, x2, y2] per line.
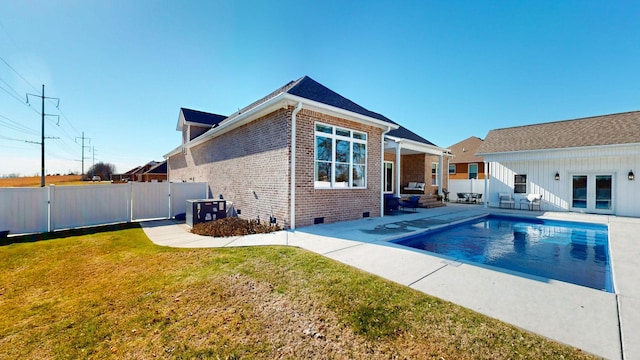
[384, 194, 400, 215]
[399, 196, 421, 212]
[520, 194, 542, 211]
[456, 193, 467, 203]
[499, 193, 515, 209]
[471, 193, 483, 204]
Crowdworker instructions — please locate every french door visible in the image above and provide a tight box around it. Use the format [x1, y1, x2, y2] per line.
[571, 174, 613, 214]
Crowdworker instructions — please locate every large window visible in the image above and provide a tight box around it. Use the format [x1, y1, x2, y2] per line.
[315, 123, 367, 188]
[514, 174, 527, 194]
[448, 164, 456, 175]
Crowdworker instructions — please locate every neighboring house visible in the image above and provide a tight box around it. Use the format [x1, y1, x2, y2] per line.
[142, 160, 167, 182]
[448, 136, 485, 180]
[477, 111, 640, 217]
[113, 161, 161, 182]
[166, 76, 448, 228]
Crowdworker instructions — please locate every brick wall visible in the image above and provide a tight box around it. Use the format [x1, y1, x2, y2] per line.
[401, 154, 425, 187]
[169, 108, 292, 226]
[168, 105, 384, 228]
[293, 108, 382, 227]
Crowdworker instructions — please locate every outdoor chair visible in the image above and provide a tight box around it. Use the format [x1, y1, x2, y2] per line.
[499, 193, 515, 209]
[399, 195, 421, 212]
[384, 194, 400, 215]
[471, 193, 483, 204]
[456, 193, 467, 203]
[520, 194, 542, 211]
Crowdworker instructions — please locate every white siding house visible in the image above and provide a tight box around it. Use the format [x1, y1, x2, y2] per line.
[477, 111, 640, 217]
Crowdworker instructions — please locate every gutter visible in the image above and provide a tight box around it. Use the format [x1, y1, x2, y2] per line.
[290, 102, 303, 230]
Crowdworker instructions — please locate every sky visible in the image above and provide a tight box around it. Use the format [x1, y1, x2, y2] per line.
[1, 1, 639, 177]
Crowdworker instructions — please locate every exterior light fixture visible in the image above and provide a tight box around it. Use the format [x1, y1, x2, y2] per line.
[629, 170, 635, 181]
[555, 172, 560, 181]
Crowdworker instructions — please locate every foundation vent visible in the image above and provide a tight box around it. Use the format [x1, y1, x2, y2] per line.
[363, 212, 370, 218]
[314, 217, 324, 224]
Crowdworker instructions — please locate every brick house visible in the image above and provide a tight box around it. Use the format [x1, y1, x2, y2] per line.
[142, 160, 167, 182]
[448, 136, 485, 180]
[165, 76, 448, 228]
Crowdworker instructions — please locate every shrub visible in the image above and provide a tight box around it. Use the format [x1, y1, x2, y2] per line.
[191, 217, 281, 237]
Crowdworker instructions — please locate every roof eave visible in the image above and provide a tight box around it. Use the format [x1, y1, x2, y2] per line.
[477, 141, 640, 157]
[283, 93, 399, 130]
[386, 135, 449, 155]
[179, 92, 400, 152]
[184, 92, 289, 150]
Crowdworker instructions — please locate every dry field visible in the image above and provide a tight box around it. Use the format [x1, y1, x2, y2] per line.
[0, 175, 85, 187]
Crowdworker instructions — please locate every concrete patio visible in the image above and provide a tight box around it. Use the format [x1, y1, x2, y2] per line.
[141, 203, 639, 359]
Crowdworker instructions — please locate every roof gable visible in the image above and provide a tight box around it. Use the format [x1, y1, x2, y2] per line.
[145, 161, 167, 174]
[448, 136, 484, 163]
[478, 111, 640, 154]
[181, 108, 227, 126]
[286, 76, 397, 125]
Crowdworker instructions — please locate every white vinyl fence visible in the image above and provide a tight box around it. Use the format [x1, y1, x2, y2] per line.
[0, 182, 206, 235]
[448, 179, 488, 201]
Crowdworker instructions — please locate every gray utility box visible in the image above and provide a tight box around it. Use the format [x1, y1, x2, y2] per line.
[186, 199, 227, 227]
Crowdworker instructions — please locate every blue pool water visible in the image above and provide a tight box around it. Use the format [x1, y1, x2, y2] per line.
[394, 215, 613, 292]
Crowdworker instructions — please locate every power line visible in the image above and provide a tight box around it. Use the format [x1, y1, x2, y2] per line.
[0, 113, 39, 135]
[0, 55, 39, 93]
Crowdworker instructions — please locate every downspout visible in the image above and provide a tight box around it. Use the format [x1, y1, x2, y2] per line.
[290, 102, 303, 230]
[381, 126, 393, 217]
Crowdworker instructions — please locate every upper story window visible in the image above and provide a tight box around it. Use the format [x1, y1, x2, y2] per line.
[315, 123, 367, 189]
[448, 164, 456, 174]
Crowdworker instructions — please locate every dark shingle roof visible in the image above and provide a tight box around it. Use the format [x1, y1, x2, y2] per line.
[286, 76, 397, 125]
[181, 108, 227, 126]
[145, 161, 167, 174]
[477, 111, 640, 154]
[180, 76, 442, 149]
[387, 126, 436, 146]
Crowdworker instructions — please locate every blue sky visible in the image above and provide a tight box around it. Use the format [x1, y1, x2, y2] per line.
[1, 1, 639, 176]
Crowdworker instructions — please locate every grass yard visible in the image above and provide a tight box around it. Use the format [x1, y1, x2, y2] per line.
[0, 225, 595, 359]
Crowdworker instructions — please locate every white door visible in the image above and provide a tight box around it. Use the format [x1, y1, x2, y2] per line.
[571, 174, 613, 214]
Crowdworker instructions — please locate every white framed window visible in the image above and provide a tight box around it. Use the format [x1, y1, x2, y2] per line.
[315, 122, 367, 189]
[431, 162, 439, 186]
[468, 163, 478, 179]
[448, 164, 456, 174]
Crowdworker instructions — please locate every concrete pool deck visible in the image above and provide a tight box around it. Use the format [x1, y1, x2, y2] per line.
[141, 204, 640, 359]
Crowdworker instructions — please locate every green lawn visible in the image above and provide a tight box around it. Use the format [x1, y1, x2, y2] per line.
[0, 225, 594, 359]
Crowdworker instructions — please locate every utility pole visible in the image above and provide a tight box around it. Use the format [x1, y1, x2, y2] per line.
[90, 146, 98, 178]
[26, 84, 59, 187]
[75, 132, 91, 180]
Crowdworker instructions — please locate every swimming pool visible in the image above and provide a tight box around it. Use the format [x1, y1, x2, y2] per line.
[394, 215, 613, 292]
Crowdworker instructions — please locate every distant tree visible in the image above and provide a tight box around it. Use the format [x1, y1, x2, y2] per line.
[86, 162, 117, 181]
